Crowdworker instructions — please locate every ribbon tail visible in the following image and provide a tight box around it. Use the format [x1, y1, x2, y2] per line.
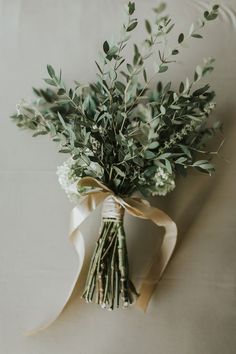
[123, 199, 177, 312]
[25, 193, 108, 335]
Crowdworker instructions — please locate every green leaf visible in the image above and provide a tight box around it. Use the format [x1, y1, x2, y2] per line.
[103, 41, 110, 54]
[59, 69, 62, 84]
[69, 88, 73, 99]
[204, 11, 218, 21]
[127, 21, 138, 32]
[191, 33, 203, 39]
[95, 61, 103, 74]
[57, 88, 66, 95]
[145, 20, 152, 34]
[57, 112, 67, 129]
[166, 23, 175, 34]
[133, 157, 144, 167]
[175, 157, 188, 164]
[32, 87, 41, 96]
[179, 81, 184, 93]
[207, 13, 218, 20]
[115, 81, 126, 94]
[57, 99, 70, 105]
[157, 82, 162, 92]
[113, 166, 126, 177]
[201, 163, 215, 170]
[144, 150, 156, 159]
[160, 105, 166, 115]
[213, 5, 219, 11]
[127, 63, 133, 73]
[193, 160, 211, 167]
[44, 78, 56, 86]
[165, 159, 172, 174]
[143, 68, 147, 83]
[179, 144, 192, 158]
[194, 65, 202, 82]
[144, 166, 157, 176]
[120, 71, 130, 80]
[59, 148, 71, 153]
[107, 46, 118, 57]
[193, 160, 215, 173]
[32, 130, 48, 137]
[116, 58, 125, 69]
[163, 82, 171, 94]
[128, 1, 135, 15]
[172, 49, 179, 55]
[193, 84, 210, 96]
[169, 104, 181, 110]
[149, 142, 159, 149]
[178, 33, 184, 43]
[133, 44, 142, 65]
[47, 64, 55, 78]
[80, 154, 90, 165]
[158, 65, 168, 73]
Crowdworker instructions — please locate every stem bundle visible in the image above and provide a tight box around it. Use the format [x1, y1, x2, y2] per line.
[82, 199, 138, 309]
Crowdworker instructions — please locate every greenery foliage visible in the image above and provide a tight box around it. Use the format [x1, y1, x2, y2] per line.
[12, 2, 221, 197]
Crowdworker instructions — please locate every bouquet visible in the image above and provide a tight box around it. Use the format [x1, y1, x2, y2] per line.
[12, 2, 221, 315]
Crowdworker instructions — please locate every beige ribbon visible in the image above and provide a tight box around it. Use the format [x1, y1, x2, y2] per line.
[26, 177, 177, 335]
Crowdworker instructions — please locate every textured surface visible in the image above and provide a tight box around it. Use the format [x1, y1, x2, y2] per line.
[0, 0, 236, 353]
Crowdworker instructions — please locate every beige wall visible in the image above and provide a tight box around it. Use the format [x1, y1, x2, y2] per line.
[0, 0, 236, 353]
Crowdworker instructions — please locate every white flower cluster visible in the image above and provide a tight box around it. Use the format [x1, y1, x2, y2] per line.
[57, 158, 105, 203]
[16, 99, 40, 117]
[56, 158, 81, 204]
[16, 99, 30, 116]
[147, 167, 175, 196]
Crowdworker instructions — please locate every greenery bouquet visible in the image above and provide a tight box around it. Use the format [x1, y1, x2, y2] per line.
[12, 2, 221, 312]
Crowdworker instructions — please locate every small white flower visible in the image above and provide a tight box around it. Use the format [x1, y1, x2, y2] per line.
[144, 167, 175, 196]
[151, 167, 175, 196]
[16, 103, 21, 116]
[56, 158, 81, 204]
[57, 158, 104, 203]
[16, 99, 27, 116]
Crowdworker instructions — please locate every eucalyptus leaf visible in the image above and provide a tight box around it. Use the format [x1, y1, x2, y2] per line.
[47, 64, 55, 78]
[145, 20, 152, 34]
[127, 21, 138, 32]
[178, 33, 184, 44]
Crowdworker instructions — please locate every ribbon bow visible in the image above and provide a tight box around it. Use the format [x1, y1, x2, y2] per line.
[27, 177, 177, 335]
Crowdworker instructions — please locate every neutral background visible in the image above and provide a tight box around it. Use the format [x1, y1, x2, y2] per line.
[0, 0, 236, 353]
